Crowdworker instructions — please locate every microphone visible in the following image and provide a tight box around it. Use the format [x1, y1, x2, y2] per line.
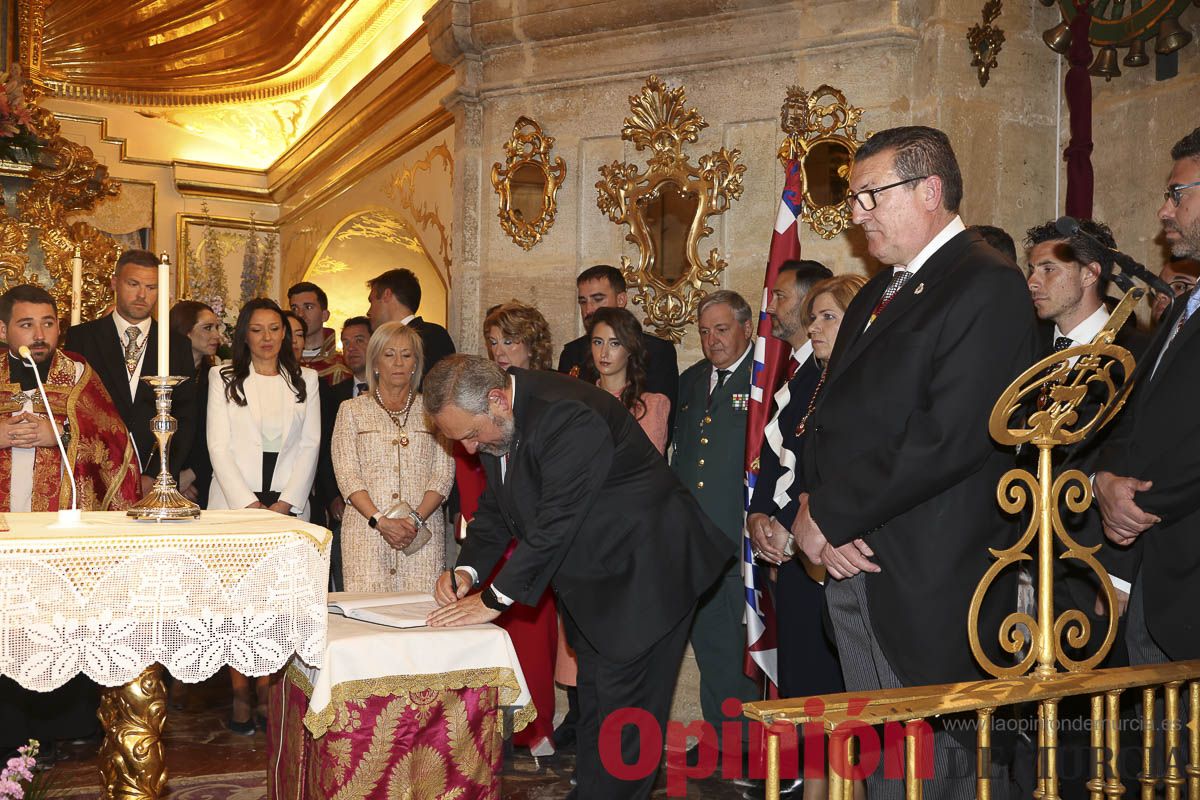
[18, 345, 80, 524]
[1055, 216, 1174, 299]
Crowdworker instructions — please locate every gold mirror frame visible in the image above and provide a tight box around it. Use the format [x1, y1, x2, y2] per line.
[779, 85, 865, 240]
[596, 76, 745, 343]
[491, 117, 565, 251]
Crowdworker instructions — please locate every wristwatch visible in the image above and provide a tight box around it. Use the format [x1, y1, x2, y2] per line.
[479, 586, 506, 612]
[367, 511, 383, 529]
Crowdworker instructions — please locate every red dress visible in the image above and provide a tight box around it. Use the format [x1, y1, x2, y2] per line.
[453, 442, 558, 748]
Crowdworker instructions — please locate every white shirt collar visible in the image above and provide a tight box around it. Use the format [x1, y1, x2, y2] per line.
[714, 343, 753, 378]
[791, 340, 814, 364]
[113, 312, 152, 340]
[894, 215, 966, 277]
[1055, 303, 1110, 345]
[400, 314, 416, 326]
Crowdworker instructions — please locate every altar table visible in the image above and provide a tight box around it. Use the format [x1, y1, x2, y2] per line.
[267, 608, 534, 800]
[0, 509, 331, 800]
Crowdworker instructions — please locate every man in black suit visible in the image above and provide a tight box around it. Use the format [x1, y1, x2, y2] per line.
[746, 260, 840, 703]
[557, 265, 678, 436]
[790, 127, 1038, 798]
[366, 268, 455, 377]
[425, 355, 730, 800]
[1024, 218, 1149, 643]
[315, 316, 371, 591]
[65, 249, 195, 494]
[1094, 126, 1200, 666]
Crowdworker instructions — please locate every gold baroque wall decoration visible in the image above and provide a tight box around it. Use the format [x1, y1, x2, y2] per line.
[778, 85, 865, 241]
[386, 143, 453, 273]
[490, 117, 566, 251]
[0, 79, 122, 321]
[967, 0, 1006, 87]
[596, 76, 745, 343]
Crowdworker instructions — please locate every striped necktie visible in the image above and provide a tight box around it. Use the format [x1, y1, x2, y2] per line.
[867, 269, 912, 326]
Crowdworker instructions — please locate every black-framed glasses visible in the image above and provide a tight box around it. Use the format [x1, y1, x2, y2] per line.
[1164, 180, 1200, 207]
[845, 176, 929, 211]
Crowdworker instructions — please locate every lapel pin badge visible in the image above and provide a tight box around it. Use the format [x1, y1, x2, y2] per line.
[914, 282, 925, 295]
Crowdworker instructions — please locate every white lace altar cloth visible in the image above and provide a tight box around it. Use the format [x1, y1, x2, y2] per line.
[0, 509, 330, 691]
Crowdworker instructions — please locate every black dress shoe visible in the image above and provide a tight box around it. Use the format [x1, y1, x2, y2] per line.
[227, 717, 255, 736]
[552, 722, 577, 751]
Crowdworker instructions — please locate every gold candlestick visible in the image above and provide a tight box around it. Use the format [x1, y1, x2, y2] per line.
[128, 375, 201, 520]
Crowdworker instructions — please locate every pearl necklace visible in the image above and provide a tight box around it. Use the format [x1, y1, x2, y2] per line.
[375, 388, 415, 447]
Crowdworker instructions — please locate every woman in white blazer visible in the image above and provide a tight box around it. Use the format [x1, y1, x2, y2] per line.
[207, 298, 320, 521]
[206, 297, 320, 734]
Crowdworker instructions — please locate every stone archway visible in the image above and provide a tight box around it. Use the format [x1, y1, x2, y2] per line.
[302, 208, 447, 333]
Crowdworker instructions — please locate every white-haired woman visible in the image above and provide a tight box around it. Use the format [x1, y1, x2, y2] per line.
[332, 322, 455, 592]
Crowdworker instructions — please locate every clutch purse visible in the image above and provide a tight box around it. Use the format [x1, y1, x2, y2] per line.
[382, 500, 432, 556]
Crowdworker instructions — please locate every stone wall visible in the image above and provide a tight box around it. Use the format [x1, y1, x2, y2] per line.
[427, 0, 1071, 368]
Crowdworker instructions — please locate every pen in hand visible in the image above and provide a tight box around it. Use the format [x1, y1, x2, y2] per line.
[450, 568, 459, 596]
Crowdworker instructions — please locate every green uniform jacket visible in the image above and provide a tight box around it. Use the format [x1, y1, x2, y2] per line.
[670, 352, 752, 568]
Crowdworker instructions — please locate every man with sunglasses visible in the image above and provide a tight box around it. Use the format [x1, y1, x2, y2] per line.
[1093, 126, 1200, 668]
[789, 125, 1038, 798]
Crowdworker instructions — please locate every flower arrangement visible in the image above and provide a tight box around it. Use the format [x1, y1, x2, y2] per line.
[0, 740, 54, 800]
[0, 66, 40, 164]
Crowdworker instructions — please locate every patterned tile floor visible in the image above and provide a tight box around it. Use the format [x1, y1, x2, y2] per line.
[47, 671, 747, 799]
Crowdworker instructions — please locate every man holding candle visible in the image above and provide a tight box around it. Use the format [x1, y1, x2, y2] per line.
[65, 249, 197, 495]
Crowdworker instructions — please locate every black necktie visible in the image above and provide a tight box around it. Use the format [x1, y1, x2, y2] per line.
[1053, 336, 1072, 353]
[356, 382, 368, 396]
[715, 369, 730, 389]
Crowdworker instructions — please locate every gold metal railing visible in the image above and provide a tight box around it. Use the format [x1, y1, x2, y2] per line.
[746, 287, 1200, 798]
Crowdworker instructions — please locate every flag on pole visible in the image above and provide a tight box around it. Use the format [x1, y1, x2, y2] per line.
[742, 157, 806, 685]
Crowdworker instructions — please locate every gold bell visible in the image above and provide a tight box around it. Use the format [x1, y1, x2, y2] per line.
[1124, 39, 1150, 67]
[1043, 21, 1072, 54]
[1089, 46, 1122, 81]
[1154, 16, 1193, 54]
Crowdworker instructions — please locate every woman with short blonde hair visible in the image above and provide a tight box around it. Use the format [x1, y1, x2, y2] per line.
[483, 302, 553, 372]
[332, 322, 453, 594]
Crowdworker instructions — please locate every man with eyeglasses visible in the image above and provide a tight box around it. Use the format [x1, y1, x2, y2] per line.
[789, 125, 1037, 798]
[1093, 126, 1200, 670]
[1151, 257, 1200, 326]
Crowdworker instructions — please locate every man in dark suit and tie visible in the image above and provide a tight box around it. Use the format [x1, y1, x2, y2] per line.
[315, 315, 371, 590]
[65, 249, 196, 494]
[425, 355, 730, 800]
[1024, 217, 1149, 653]
[366, 267, 455, 377]
[1093, 126, 1200, 667]
[557, 265, 679, 437]
[790, 126, 1038, 798]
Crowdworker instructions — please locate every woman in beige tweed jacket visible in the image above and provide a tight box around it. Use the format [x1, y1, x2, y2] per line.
[332, 322, 455, 593]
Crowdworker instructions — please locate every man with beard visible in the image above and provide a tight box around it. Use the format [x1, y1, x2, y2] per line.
[424, 355, 730, 800]
[0, 284, 141, 759]
[1094, 126, 1200, 666]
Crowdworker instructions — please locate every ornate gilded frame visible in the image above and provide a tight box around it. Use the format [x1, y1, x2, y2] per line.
[596, 76, 745, 342]
[779, 85, 865, 240]
[490, 117, 565, 250]
[0, 0, 123, 321]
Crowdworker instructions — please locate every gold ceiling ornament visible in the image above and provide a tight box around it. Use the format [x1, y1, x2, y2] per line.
[778, 85, 865, 241]
[0, 78, 121, 319]
[596, 76, 745, 343]
[37, 0, 408, 107]
[385, 143, 454, 272]
[491, 116, 566, 251]
[969, 288, 1144, 680]
[968, 0, 1006, 87]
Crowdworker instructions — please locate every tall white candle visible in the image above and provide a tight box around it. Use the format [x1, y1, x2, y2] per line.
[70, 248, 82, 326]
[157, 254, 170, 377]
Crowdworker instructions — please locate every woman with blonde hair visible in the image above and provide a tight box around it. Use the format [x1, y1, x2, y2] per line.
[483, 301, 554, 371]
[332, 322, 454, 593]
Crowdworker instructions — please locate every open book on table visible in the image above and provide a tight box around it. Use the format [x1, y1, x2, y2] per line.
[327, 592, 441, 629]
